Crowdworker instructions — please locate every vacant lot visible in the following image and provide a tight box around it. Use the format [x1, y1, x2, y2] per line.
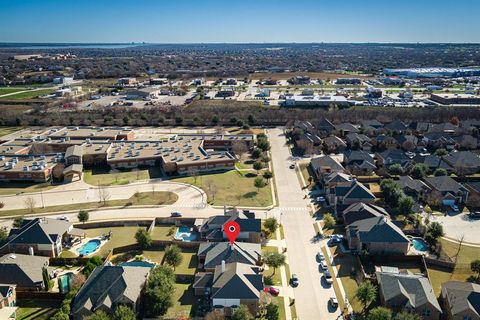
[83, 166, 163, 186]
[1, 89, 54, 100]
[429, 238, 479, 296]
[0, 191, 177, 217]
[172, 170, 273, 207]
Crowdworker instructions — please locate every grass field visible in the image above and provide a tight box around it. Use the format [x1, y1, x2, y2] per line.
[428, 238, 479, 296]
[0, 191, 177, 217]
[166, 283, 197, 318]
[150, 224, 176, 240]
[263, 246, 283, 285]
[83, 226, 143, 257]
[83, 166, 163, 186]
[0, 181, 56, 196]
[0, 87, 26, 95]
[16, 299, 59, 320]
[1, 89, 55, 100]
[0, 126, 23, 138]
[172, 170, 273, 207]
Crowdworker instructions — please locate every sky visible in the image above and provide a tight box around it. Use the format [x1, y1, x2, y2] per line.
[1, 0, 480, 43]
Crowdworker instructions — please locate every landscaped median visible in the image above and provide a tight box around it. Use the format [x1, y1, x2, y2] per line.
[0, 191, 178, 217]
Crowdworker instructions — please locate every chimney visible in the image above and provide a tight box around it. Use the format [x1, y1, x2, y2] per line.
[221, 260, 225, 274]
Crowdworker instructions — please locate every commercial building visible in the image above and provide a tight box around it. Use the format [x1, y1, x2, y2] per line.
[336, 78, 361, 85]
[384, 67, 480, 78]
[430, 93, 480, 105]
[125, 88, 160, 100]
[117, 77, 138, 86]
[0, 155, 58, 182]
[284, 95, 353, 108]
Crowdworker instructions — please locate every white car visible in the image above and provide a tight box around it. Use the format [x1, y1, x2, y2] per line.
[317, 252, 325, 261]
[329, 297, 338, 308]
[320, 261, 328, 271]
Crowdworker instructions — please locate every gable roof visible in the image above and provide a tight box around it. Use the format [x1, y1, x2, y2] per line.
[198, 242, 261, 270]
[71, 265, 149, 316]
[397, 176, 431, 193]
[424, 176, 467, 194]
[348, 216, 409, 244]
[442, 281, 480, 317]
[211, 262, 263, 300]
[65, 144, 83, 158]
[342, 202, 390, 225]
[0, 254, 49, 287]
[443, 151, 480, 169]
[377, 271, 441, 312]
[315, 118, 335, 132]
[311, 155, 345, 172]
[341, 181, 376, 201]
[6, 218, 71, 246]
[344, 150, 376, 169]
[385, 120, 407, 131]
[323, 135, 347, 148]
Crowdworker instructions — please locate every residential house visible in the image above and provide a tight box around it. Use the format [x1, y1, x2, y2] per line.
[323, 135, 347, 153]
[310, 155, 345, 181]
[198, 209, 261, 243]
[377, 271, 442, 320]
[194, 262, 263, 315]
[343, 150, 376, 176]
[441, 281, 480, 320]
[376, 149, 413, 171]
[323, 172, 353, 192]
[346, 216, 410, 254]
[71, 265, 150, 320]
[198, 242, 262, 272]
[335, 123, 359, 137]
[443, 151, 480, 175]
[409, 122, 433, 134]
[373, 135, 400, 150]
[314, 118, 335, 136]
[424, 132, 456, 150]
[345, 133, 372, 151]
[397, 176, 431, 201]
[424, 176, 469, 206]
[453, 135, 478, 150]
[340, 202, 390, 226]
[465, 182, 480, 209]
[413, 154, 453, 174]
[1, 218, 85, 258]
[395, 135, 419, 151]
[329, 180, 376, 206]
[0, 254, 50, 291]
[384, 120, 407, 133]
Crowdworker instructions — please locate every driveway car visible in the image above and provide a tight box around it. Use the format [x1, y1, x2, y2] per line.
[324, 271, 333, 284]
[320, 261, 328, 271]
[170, 211, 182, 217]
[269, 287, 280, 296]
[289, 164, 295, 169]
[317, 251, 325, 261]
[469, 211, 480, 219]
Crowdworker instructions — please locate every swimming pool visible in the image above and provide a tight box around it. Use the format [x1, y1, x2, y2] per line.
[77, 239, 101, 256]
[174, 226, 198, 242]
[411, 238, 429, 252]
[59, 272, 74, 293]
[120, 261, 155, 268]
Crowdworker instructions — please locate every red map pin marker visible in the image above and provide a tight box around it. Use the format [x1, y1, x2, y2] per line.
[224, 221, 240, 246]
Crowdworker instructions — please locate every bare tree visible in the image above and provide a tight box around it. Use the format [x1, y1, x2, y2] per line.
[151, 183, 156, 196]
[453, 234, 465, 265]
[206, 179, 217, 201]
[231, 141, 248, 160]
[188, 168, 199, 184]
[98, 185, 111, 206]
[24, 197, 37, 213]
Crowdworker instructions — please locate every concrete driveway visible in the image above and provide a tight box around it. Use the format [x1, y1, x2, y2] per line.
[268, 128, 341, 320]
[432, 212, 480, 244]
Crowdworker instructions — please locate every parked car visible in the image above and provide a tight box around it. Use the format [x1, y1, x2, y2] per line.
[170, 212, 182, 217]
[329, 297, 338, 308]
[269, 287, 280, 296]
[57, 216, 69, 221]
[289, 164, 295, 169]
[290, 274, 299, 287]
[320, 261, 328, 271]
[451, 204, 459, 212]
[469, 211, 480, 219]
[315, 196, 325, 203]
[324, 271, 333, 284]
[317, 251, 325, 261]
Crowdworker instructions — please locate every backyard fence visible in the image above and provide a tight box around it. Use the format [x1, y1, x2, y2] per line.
[49, 257, 90, 266]
[17, 291, 66, 301]
[75, 220, 153, 229]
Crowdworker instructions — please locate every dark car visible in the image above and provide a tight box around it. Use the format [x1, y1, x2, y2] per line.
[290, 274, 299, 287]
[170, 212, 182, 217]
[469, 211, 480, 219]
[289, 164, 295, 169]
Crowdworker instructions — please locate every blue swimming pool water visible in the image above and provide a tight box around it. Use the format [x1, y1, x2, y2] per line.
[412, 238, 429, 252]
[59, 272, 74, 293]
[174, 226, 198, 242]
[120, 261, 155, 268]
[77, 239, 101, 255]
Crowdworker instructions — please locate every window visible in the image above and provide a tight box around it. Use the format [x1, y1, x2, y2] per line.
[422, 309, 430, 317]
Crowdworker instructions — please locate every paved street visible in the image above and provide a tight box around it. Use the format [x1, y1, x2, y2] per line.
[268, 128, 340, 320]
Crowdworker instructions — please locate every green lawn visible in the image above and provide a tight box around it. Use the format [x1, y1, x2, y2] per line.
[166, 283, 197, 318]
[0, 87, 26, 95]
[16, 299, 59, 320]
[0, 181, 56, 196]
[142, 250, 166, 264]
[83, 166, 163, 186]
[0, 191, 177, 217]
[150, 225, 176, 240]
[172, 170, 273, 207]
[0, 126, 23, 138]
[1, 89, 55, 100]
[83, 226, 141, 258]
[298, 162, 314, 189]
[428, 238, 479, 296]
[172, 248, 198, 275]
[263, 246, 283, 285]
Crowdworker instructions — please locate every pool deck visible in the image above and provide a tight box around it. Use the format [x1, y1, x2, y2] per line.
[65, 236, 109, 257]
